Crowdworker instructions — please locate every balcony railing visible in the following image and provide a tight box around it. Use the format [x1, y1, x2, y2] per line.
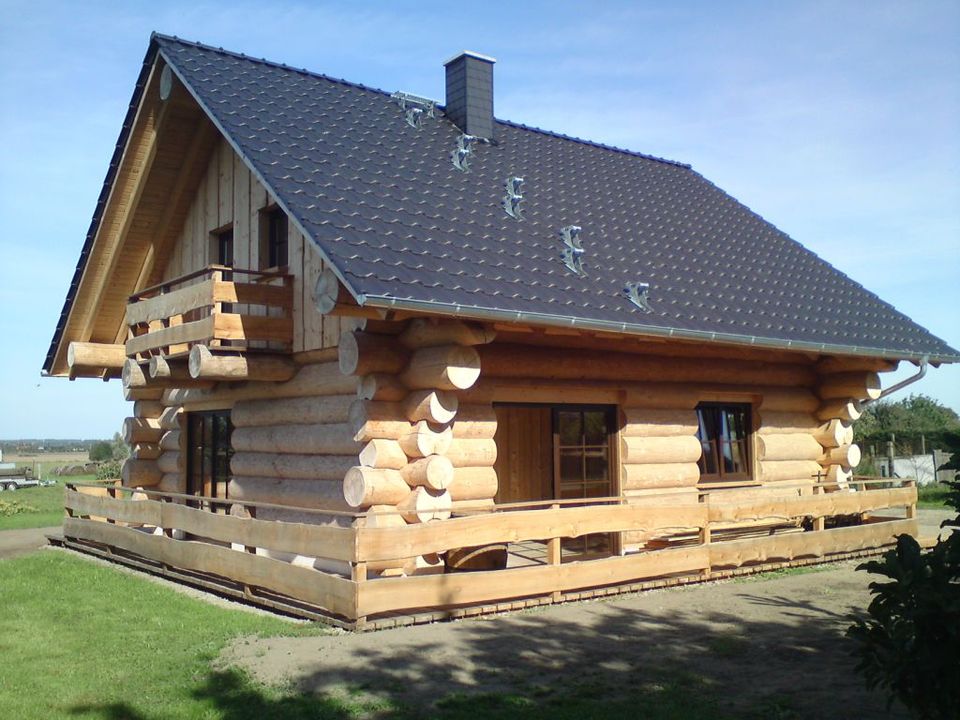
[125, 265, 293, 360]
[62, 478, 918, 627]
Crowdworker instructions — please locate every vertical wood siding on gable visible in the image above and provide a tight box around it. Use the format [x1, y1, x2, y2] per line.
[160, 137, 340, 352]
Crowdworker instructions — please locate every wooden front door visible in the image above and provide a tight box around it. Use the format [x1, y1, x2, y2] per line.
[493, 405, 553, 504]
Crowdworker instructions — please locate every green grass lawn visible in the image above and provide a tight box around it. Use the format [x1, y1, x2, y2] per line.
[0, 475, 103, 530]
[917, 482, 952, 508]
[0, 552, 777, 720]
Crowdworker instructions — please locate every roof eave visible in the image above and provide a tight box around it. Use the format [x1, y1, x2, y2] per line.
[359, 294, 960, 364]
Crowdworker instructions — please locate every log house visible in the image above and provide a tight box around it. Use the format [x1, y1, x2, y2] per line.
[45, 35, 958, 627]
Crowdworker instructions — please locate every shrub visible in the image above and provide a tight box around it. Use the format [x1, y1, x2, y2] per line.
[847, 479, 960, 718]
[96, 461, 123, 481]
[88, 441, 114, 462]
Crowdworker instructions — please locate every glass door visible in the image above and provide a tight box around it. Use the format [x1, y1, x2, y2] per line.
[553, 406, 617, 559]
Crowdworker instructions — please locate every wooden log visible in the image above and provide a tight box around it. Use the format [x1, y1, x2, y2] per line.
[229, 476, 352, 512]
[621, 408, 699, 437]
[820, 444, 861, 468]
[349, 400, 412, 442]
[188, 344, 297, 382]
[757, 388, 821, 413]
[450, 498, 496, 513]
[402, 389, 458, 424]
[818, 372, 882, 401]
[232, 423, 359, 455]
[156, 452, 182, 474]
[123, 387, 164, 402]
[758, 460, 824, 483]
[343, 466, 409, 507]
[148, 355, 191, 380]
[400, 455, 454, 491]
[451, 404, 497, 440]
[158, 406, 182, 430]
[133, 400, 164, 419]
[358, 439, 408, 470]
[813, 419, 853, 448]
[621, 435, 702, 465]
[398, 318, 496, 348]
[397, 487, 453, 523]
[122, 359, 149, 389]
[816, 356, 898, 374]
[229, 452, 356, 481]
[757, 434, 823, 462]
[357, 374, 407, 402]
[824, 465, 852, 487]
[122, 416, 162, 445]
[398, 421, 453, 458]
[621, 463, 700, 489]
[816, 399, 862, 422]
[232, 394, 353, 428]
[447, 466, 498, 501]
[312, 267, 352, 315]
[756, 411, 818, 435]
[338, 331, 408, 376]
[352, 318, 404, 335]
[354, 505, 406, 529]
[478, 343, 815, 387]
[400, 345, 482, 391]
[158, 473, 184, 494]
[121, 459, 162, 487]
[132, 443, 161, 460]
[163, 361, 357, 406]
[159, 430, 181, 451]
[445, 438, 498, 468]
[67, 341, 126, 371]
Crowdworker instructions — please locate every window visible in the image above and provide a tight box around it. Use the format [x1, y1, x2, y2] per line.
[554, 407, 616, 500]
[696, 403, 752, 482]
[262, 206, 288, 269]
[186, 410, 234, 503]
[215, 226, 234, 268]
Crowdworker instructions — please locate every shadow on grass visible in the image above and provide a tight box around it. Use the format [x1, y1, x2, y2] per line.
[68, 579, 908, 720]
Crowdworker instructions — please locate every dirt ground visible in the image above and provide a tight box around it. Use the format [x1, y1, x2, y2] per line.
[0, 525, 61, 559]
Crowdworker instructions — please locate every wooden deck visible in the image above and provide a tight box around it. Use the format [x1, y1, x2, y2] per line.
[62, 479, 917, 627]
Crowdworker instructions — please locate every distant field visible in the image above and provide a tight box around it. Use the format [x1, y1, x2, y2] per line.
[4, 452, 90, 476]
[0, 475, 101, 530]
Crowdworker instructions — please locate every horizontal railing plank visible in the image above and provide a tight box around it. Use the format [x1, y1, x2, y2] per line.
[357, 544, 709, 616]
[214, 313, 293, 343]
[126, 316, 215, 356]
[709, 519, 916, 569]
[357, 503, 708, 563]
[159, 503, 358, 561]
[63, 518, 357, 619]
[65, 489, 161, 526]
[126, 279, 216, 326]
[708, 486, 916, 524]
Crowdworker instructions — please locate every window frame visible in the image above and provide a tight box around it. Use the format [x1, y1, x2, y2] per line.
[695, 402, 754, 484]
[259, 205, 289, 270]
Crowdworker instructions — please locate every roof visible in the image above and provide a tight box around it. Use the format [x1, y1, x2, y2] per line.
[44, 34, 960, 371]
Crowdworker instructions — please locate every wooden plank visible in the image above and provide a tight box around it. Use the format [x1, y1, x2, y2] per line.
[63, 517, 357, 618]
[357, 544, 709, 616]
[159, 502, 357, 561]
[709, 519, 916, 569]
[65, 489, 161, 526]
[302, 247, 324, 349]
[218, 137, 233, 227]
[126, 279, 215, 325]
[708, 486, 916, 524]
[289, 226, 305, 352]
[213, 280, 291, 310]
[126, 316, 215, 356]
[356, 503, 708, 562]
[213, 313, 293, 343]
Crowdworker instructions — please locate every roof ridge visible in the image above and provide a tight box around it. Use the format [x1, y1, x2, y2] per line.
[151, 32, 691, 170]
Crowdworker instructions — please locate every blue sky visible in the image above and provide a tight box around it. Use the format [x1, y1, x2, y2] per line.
[0, 0, 957, 439]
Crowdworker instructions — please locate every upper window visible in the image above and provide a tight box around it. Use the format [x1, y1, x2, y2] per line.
[262, 206, 288, 269]
[696, 403, 752, 482]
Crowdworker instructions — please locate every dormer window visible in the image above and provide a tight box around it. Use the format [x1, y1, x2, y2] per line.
[261, 206, 288, 269]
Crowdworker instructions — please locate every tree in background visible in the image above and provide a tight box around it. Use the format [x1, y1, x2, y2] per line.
[110, 432, 129, 461]
[855, 393, 960, 461]
[88, 441, 114, 462]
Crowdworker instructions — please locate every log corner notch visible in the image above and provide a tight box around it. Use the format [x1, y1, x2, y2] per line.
[312, 268, 385, 318]
[187, 344, 297, 383]
[66, 341, 126, 380]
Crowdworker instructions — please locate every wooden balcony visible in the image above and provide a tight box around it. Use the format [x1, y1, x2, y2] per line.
[61, 478, 918, 629]
[126, 265, 293, 360]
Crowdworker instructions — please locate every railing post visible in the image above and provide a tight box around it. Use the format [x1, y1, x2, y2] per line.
[699, 494, 711, 579]
[548, 503, 562, 602]
[812, 484, 826, 531]
[905, 478, 917, 520]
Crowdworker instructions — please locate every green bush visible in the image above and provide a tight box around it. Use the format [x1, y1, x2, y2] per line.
[95, 461, 123, 481]
[0, 499, 40, 517]
[847, 479, 960, 718]
[88, 441, 114, 462]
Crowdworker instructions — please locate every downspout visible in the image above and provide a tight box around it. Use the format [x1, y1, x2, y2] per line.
[861, 356, 929, 408]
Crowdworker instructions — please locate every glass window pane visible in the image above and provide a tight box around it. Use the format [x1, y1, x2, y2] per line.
[557, 411, 582, 446]
[585, 452, 608, 482]
[583, 411, 607, 445]
[559, 449, 581, 483]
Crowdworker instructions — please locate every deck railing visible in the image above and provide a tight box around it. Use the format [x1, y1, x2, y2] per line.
[125, 265, 293, 359]
[63, 479, 917, 624]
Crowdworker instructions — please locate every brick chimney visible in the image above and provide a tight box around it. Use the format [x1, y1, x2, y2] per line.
[444, 51, 496, 140]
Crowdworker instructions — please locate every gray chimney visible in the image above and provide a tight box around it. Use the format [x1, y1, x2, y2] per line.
[444, 51, 496, 141]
